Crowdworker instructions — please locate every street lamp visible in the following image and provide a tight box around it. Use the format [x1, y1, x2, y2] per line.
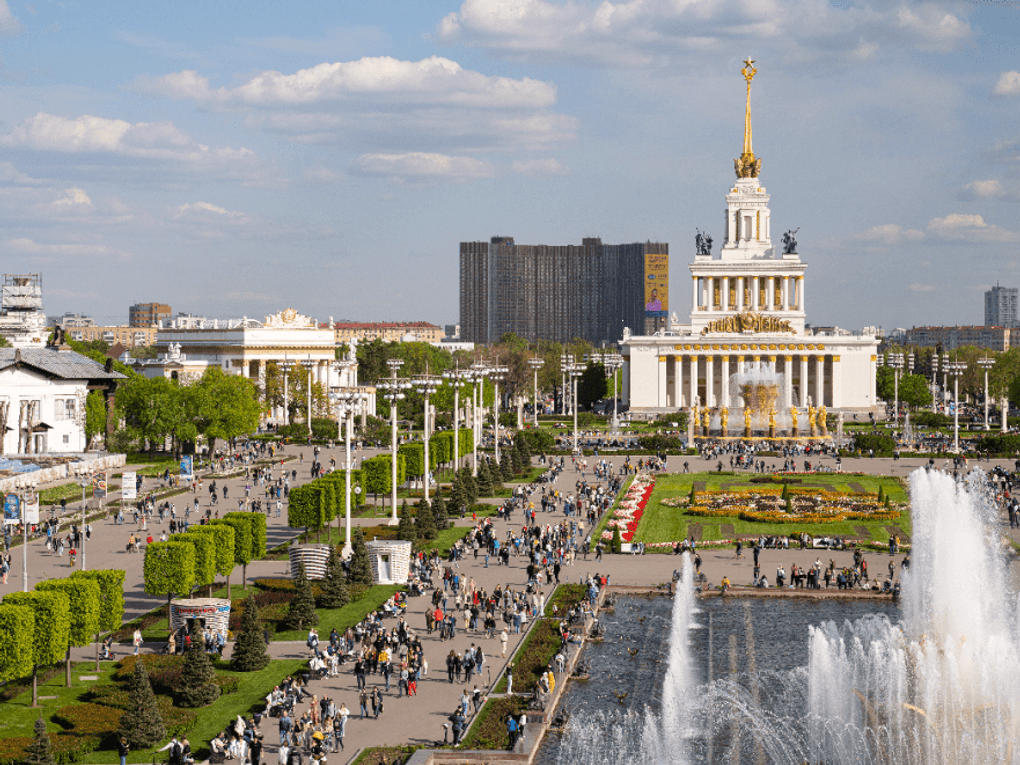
[565, 359, 583, 454]
[929, 353, 939, 412]
[442, 366, 469, 470]
[415, 373, 441, 502]
[488, 365, 508, 464]
[942, 353, 951, 412]
[379, 359, 409, 525]
[946, 359, 967, 453]
[978, 356, 995, 431]
[78, 471, 90, 571]
[528, 357, 544, 427]
[887, 353, 903, 426]
[469, 364, 489, 476]
[329, 386, 365, 556]
[604, 352, 625, 432]
[559, 354, 573, 416]
[279, 356, 295, 426]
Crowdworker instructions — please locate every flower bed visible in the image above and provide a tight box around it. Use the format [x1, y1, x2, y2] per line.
[660, 489, 902, 524]
[600, 474, 655, 542]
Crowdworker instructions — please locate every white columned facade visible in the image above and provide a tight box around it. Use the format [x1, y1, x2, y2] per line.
[688, 356, 698, 405]
[831, 355, 842, 408]
[800, 356, 809, 405]
[815, 355, 825, 408]
[783, 355, 793, 404]
[720, 357, 730, 408]
[705, 355, 715, 406]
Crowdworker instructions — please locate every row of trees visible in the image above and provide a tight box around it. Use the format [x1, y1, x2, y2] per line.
[878, 344, 1020, 408]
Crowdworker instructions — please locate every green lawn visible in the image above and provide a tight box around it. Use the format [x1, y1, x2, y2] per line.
[0, 658, 306, 764]
[272, 584, 402, 641]
[633, 472, 910, 547]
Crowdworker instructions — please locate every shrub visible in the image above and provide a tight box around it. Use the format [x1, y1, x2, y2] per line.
[118, 659, 166, 748]
[852, 433, 895, 456]
[460, 696, 529, 750]
[177, 646, 220, 708]
[495, 619, 562, 694]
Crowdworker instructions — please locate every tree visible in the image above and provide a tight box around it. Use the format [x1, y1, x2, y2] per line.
[898, 374, 933, 410]
[475, 460, 493, 497]
[36, 578, 100, 687]
[178, 644, 221, 707]
[119, 660, 166, 748]
[3, 591, 71, 706]
[415, 498, 435, 540]
[319, 549, 351, 610]
[84, 391, 107, 449]
[115, 375, 196, 452]
[577, 362, 608, 411]
[188, 523, 236, 594]
[72, 569, 125, 670]
[348, 529, 373, 586]
[399, 444, 425, 484]
[432, 492, 449, 531]
[397, 501, 415, 542]
[285, 562, 319, 631]
[23, 716, 56, 765]
[232, 596, 271, 671]
[191, 366, 261, 455]
[876, 365, 895, 403]
[174, 532, 216, 596]
[215, 514, 254, 588]
[143, 540, 196, 625]
[0, 603, 34, 683]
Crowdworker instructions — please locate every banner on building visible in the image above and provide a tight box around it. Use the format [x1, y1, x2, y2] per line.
[122, 471, 137, 500]
[644, 253, 669, 318]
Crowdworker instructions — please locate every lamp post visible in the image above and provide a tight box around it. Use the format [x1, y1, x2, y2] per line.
[442, 367, 469, 470]
[279, 356, 295, 426]
[888, 353, 903, 426]
[564, 358, 582, 454]
[942, 353, 951, 413]
[929, 354, 939, 412]
[978, 357, 994, 431]
[606, 353, 624, 433]
[78, 472, 90, 571]
[560, 354, 573, 416]
[947, 359, 967, 453]
[470, 364, 488, 476]
[380, 359, 407, 525]
[305, 356, 314, 438]
[488, 365, 507, 464]
[329, 387, 365, 556]
[415, 373, 440, 502]
[528, 357, 544, 427]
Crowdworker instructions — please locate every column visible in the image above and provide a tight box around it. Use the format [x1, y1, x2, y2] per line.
[689, 356, 698, 407]
[831, 355, 842, 408]
[751, 277, 759, 311]
[783, 355, 793, 406]
[721, 277, 729, 311]
[658, 355, 667, 409]
[692, 276, 699, 311]
[720, 356, 730, 408]
[800, 355, 809, 405]
[736, 355, 745, 375]
[781, 277, 789, 311]
[799, 277, 805, 312]
[736, 276, 744, 310]
[766, 277, 775, 310]
[706, 356, 715, 406]
[815, 354, 825, 408]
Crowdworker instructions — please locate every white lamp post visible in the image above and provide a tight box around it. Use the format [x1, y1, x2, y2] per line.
[380, 359, 408, 525]
[279, 356, 295, 426]
[888, 352, 903, 426]
[78, 471, 90, 571]
[564, 358, 582, 454]
[415, 373, 440, 502]
[606, 353, 624, 433]
[469, 364, 488, 476]
[947, 359, 966, 453]
[978, 356, 994, 431]
[442, 367, 469, 470]
[488, 365, 507, 464]
[560, 354, 572, 416]
[330, 387, 365, 556]
[528, 357, 544, 427]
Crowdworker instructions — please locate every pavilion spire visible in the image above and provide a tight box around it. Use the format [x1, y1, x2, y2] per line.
[734, 57, 762, 179]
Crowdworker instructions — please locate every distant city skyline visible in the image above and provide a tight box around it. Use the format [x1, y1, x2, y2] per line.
[1, 0, 1018, 331]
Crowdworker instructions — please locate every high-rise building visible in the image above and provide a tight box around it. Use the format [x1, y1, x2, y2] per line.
[459, 236, 668, 345]
[129, 302, 172, 328]
[985, 285, 1018, 328]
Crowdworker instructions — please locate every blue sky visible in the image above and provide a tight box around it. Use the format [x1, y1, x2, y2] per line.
[1, 0, 1018, 331]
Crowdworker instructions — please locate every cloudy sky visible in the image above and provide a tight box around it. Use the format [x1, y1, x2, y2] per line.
[1, 0, 1018, 331]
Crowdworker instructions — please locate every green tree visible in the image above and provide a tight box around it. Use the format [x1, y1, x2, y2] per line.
[285, 562, 319, 631]
[24, 717, 56, 765]
[475, 460, 493, 497]
[415, 498, 435, 540]
[188, 523, 236, 593]
[876, 365, 895, 403]
[397, 501, 415, 542]
[2, 590, 70, 707]
[577, 362, 608, 411]
[214, 514, 254, 588]
[319, 549, 350, 610]
[0, 603, 34, 683]
[143, 540, 196, 625]
[72, 569, 125, 670]
[348, 528, 373, 586]
[84, 390, 107, 449]
[178, 644, 221, 707]
[191, 366, 261, 455]
[898, 374, 933, 410]
[175, 532, 216, 596]
[232, 596, 271, 671]
[36, 577, 100, 687]
[119, 660, 166, 748]
[432, 492, 449, 531]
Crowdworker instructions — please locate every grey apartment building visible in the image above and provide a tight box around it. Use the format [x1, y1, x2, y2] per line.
[460, 236, 669, 346]
[985, 285, 1018, 328]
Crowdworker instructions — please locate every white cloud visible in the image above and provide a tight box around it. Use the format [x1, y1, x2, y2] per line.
[5, 238, 120, 257]
[959, 179, 1004, 200]
[512, 158, 569, 175]
[0, 161, 43, 185]
[993, 71, 1020, 98]
[436, 0, 973, 66]
[855, 223, 924, 244]
[926, 213, 1018, 244]
[0, 0, 21, 36]
[176, 201, 246, 219]
[53, 188, 92, 207]
[350, 152, 495, 182]
[0, 112, 255, 164]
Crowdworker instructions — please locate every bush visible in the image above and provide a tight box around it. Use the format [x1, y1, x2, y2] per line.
[975, 433, 1020, 455]
[53, 702, 123, 741]
[113, 655, 185, 694]
[518, 428, 555, 454]
[852, 433, 896, 456]
[543, 584, 587, 617]
[912, 411, 952, 429]
[460, 696, 529, 750]
[496, 619, 562, 695]
[637, 434, 686, 453]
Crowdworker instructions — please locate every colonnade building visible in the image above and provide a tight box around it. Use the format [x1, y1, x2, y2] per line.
[621, 61, 879, 417]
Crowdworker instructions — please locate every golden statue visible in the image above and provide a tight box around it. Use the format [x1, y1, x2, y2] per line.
[720, 407, 729, 432]
[768, 406, 777, 430]
[744, 406, 752, 429]
[818, 405, 827, 434]
[702, 407, 711, 429]
[808, 405, 817, 431]
[692, 404, 700, 428]
[790, 406, 799, 429]
[734, 57, 762, 179]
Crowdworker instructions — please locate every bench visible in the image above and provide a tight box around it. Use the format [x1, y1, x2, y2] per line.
[619, 543, 640, 554]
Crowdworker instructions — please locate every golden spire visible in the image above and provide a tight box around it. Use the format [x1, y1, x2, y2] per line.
[734, 56, 762, 179]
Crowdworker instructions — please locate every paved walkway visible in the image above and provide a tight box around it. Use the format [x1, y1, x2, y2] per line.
[8, 443, 1020, 763]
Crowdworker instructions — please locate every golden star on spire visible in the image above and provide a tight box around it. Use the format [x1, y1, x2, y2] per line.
[734, 57, 761, 179]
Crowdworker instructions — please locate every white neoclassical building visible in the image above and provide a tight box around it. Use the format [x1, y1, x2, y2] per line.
[125, 309, 375, 421]
[622, 62, 879, 419]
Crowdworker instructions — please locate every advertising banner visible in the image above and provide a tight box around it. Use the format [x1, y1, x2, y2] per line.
[644, 252, 669, 318]
[180, 456, 194, 481]
[3, 494, 20, 526]
[23, 490, 39, 525]
[122, 471, 137, 500]
[92, 472, 107, 498]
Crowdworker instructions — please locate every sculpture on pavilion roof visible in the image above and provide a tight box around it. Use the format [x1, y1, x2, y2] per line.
[734, 57, 762, 179]
[264, 308, 316, 329]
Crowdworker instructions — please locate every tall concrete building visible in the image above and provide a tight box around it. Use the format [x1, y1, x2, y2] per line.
[985, 285, 1018, 328]
[129, 302, 172, 328]
[459, 236, 669, 345]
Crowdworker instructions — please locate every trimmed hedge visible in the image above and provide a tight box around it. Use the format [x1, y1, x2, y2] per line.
[0, 603, 34, 682]
[460, 695, 529, 750]
[494, 618, 562, 694]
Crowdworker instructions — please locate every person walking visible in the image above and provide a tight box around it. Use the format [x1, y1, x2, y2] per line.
[133, 628, 143, 656]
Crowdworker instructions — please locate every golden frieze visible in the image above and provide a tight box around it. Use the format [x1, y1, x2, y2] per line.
[701, 310, 796, 335]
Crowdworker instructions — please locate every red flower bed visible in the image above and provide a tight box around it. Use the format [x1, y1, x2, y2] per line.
[621, 481, 654, 542]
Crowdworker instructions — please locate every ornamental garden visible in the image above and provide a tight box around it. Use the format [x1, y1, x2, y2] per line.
[597, 472, 911, 552]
